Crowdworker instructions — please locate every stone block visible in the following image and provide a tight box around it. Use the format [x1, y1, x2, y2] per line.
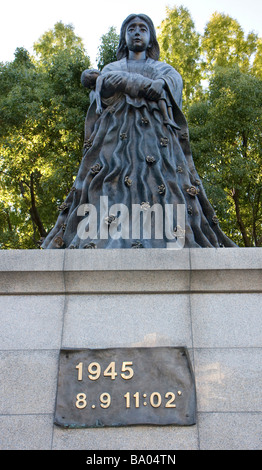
[0, 249, 64, 271]
[0, 271, 65, 295]
[52, 423, 199, 450]
[0, 248, 261, 450]
[198, 412, 262, 450]
[190, 247, 262, 270]
[190, 269, 262, 292]
[63, 248, 191, 271]
[190, 248, 262, 292]
[194, 348, 262, 412]
[62, 293, 192, 349]
[63, 270, 190, 294]
[191, 293, 262, 348]
[0, 295, 64, 349]
[0, 414, 53, 450]
[0, 249, 65, 294]
[0, 350, 58, 414]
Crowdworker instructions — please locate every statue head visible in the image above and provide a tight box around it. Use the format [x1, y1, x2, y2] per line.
[81, 69, 101, 89]
[116, 14, 160, 61]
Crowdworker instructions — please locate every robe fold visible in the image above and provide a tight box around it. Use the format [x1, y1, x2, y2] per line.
[42, 58, 236, 249]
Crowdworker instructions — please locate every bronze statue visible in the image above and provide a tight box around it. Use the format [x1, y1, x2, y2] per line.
[42, 14, 236, 249]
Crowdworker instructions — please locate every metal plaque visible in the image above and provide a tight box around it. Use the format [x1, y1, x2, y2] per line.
[54, 347, 196, 428]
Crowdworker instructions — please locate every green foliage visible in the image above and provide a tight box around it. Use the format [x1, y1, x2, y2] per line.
[252, 38, 262, 78]
[97, 26, 119, 70]
[1, 11, 262, 248]
[0, 23, 91, 248]
[188, 67, 262, 246]
[157, 6, 262, 246]
[201, 12, 258, 74]
[157, 6, 202, 104]
[33, 21, 85, 62]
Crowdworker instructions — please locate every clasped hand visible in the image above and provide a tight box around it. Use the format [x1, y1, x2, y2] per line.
[102, 73, 124, 94]
[143, 79, 165, 101]
[102, 73, 165, 101]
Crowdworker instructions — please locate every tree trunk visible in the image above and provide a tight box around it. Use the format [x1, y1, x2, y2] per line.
[4, 209, 12, 231]
[256, 234, 262, 247]
[29, 173, 47, 238]
[232, 188, 251, 247]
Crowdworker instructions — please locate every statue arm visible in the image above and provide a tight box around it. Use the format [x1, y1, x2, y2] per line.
[160, 67, 183, 110]
[97, 61, 183, 104]
[142, 78, 166, 101]
[100, 70, 154, 99]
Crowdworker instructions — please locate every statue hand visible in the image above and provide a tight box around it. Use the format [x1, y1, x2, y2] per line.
[144, 79, 165, 101]
[103, 73, 123, 92]
[96, 105, 103, 115]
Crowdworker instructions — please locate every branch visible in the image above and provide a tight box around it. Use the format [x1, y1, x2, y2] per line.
[29, 173, 47, 238]
[231, 188, 251, 247]
[4, 208, 12, 231]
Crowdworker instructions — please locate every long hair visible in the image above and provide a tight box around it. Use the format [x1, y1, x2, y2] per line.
[116, 14, 160, 61]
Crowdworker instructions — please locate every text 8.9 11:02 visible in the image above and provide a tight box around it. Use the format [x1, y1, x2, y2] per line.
[75, 390, 183, 409]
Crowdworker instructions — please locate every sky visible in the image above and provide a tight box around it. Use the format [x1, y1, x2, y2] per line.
[1, 0, 262, 66]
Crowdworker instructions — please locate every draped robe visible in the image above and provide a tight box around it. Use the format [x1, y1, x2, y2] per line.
[42, 58, 236, 249]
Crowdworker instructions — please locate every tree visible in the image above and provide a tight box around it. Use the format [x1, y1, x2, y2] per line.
[252, 38, 262, 78]
[201, 12, 258, 75]
[0, 23, 91, 248]
[188, 67, 262, 246]
[1, 12, 261, 249]
[33, 21, 85, 61]
[96, 26, 119, 70]
[157, 6, 202, 104]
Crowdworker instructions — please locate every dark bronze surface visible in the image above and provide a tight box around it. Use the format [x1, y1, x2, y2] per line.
[54, 346, 196, 428]
[41, 14, 236, 250]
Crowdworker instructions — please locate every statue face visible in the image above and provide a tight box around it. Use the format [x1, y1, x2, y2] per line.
[125, 16, 151, 53]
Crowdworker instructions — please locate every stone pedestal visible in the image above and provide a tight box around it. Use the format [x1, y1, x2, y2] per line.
[0, 248, 261, 450]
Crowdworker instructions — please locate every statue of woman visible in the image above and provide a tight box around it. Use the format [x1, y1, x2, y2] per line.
[42, 14, 236, 249]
